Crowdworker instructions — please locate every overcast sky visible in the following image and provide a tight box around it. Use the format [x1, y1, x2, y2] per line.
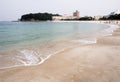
[0, 0, 120, 21]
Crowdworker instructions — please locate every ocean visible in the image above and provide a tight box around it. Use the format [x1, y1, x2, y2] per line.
[0, 21, 117, 69]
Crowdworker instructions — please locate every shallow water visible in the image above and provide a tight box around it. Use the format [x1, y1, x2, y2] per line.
[0, 21, 115, 69]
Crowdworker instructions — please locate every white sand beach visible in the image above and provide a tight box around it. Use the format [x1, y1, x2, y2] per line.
[0, 21, 120, 82]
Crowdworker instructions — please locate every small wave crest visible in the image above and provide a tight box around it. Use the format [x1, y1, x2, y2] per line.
[72, 38, 97, 44]
[71, 24, 119, 45]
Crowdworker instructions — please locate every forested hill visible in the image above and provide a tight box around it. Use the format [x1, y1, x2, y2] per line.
[20, 13, 60, 21]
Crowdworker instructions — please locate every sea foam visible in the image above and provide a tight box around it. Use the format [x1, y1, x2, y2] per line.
[19, 50, 41, 65]
[100, 24, 119, 36]
[18, 49, 66, 66]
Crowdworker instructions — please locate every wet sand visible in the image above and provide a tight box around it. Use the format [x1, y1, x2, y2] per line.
[0, 21, 120, 82]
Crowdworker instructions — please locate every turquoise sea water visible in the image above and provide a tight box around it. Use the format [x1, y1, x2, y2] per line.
[0, 21, 110, 69]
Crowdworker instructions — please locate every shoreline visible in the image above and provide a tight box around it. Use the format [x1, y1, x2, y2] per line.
[0, 21, 116, 70]
[0, 21, 120, 82]
[0, 21, 111, 70]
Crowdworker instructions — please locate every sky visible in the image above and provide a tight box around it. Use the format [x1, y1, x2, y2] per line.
[0, 0, 120, 21]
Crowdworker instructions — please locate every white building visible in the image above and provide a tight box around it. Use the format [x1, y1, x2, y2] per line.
[52, 16, 78, 20]
[114, 10, 120, 14]
[52, 10, 80, 21]
[73, 10, 80, 18]
[110, 10, 120, 15]
[94, 16, 103, 20]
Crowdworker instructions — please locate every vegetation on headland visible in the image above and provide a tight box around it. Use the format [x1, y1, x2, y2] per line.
[100, 14, 120, 20]
[20, 13, 60, 21]
[79, 14, 120, 21]
[79, 16, 94, 21]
